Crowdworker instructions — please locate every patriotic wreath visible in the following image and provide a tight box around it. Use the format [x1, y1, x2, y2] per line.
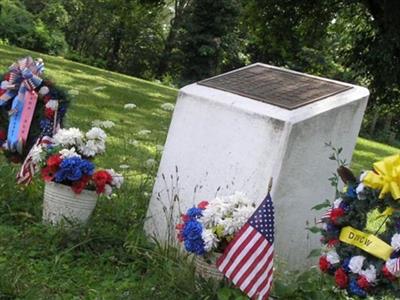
[0, 57, 69, 164]
[319, 154, 400, 298]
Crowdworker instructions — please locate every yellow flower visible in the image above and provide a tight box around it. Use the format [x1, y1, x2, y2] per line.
[363, 154, 400, 200]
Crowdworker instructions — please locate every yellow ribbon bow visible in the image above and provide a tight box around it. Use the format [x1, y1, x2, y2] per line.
[363, 154, 400, 200]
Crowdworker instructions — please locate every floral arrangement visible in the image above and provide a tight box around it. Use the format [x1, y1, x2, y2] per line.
[176, 192, 256, 256]
[318, 154, 400, 297]
[0, 57, 69, 163]
[32, 127, 123, 195]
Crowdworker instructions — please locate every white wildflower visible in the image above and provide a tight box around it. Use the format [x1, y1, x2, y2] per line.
[86, 127, 107, 141]
[53, 128, 84, 147]
[138, 129, 151, 136]
[349, 256, 365, 274]
[161, 103, 175, 111]
[45, 100, 58, 110]
[202, 229, 219, 252]
[145, 158, 156, 168]
[119, 164, 130, 169]
[326, 250, 340, 265]
[101, 120, 115, 129]
[360, 265, 377, 283]
[391, 233, 400, 251]
[93, 86, 106, 91]
[128, 139, 139, 146]
[124, 103, 137, 109]
[30, 144, 43, 164]
[59, 147, 81, 159]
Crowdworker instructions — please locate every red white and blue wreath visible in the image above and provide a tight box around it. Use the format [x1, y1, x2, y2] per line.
[318, 155, 400, 297]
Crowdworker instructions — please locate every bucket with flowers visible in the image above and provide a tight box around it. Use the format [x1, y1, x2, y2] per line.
[176, 192, 256, 280]
[32, 127, 123, 224]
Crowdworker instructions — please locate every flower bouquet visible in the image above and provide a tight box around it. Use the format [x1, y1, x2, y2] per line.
[176, 192, 256, 280]
[33, 127, 123, 224]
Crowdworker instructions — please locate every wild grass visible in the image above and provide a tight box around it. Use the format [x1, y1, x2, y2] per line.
[0, 44, 399, 299]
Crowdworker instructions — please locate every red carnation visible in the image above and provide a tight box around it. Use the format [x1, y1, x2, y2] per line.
[93, 170, 112, 194]
[41, 166, 57, 182]
[71, 175, 91, 194]
[319, 256, 330, 273]
[44, 107, 55, 119]
[382, 266, 396, 281]
[47, 154, 62, 168]
[197, 201, 209, 209]
[181, 214, 190, 222]
[334, 268, 348, 288]
[0, 129, 6, 141]
[327, 239, 339, 248]
[175, 223, 184, 242]
[357, 276, 369, 289]
[330, 208, 344, 224]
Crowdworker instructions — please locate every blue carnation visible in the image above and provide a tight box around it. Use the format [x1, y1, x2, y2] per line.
[55, 157, 94, 182]
[184, 238, 205, 255]
[346, 185, 357, 198]
[348, 279, 367, 297]
[187, 207, 203, 219]
[183, 220, 203, 241]
[341, 258, 350, 272]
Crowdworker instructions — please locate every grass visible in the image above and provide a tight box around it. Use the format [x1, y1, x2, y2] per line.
[0, 44, 399, 299]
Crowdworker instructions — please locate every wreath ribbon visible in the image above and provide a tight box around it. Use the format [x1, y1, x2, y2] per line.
[363, 154, 400, 200]
[339, 226, 393, 261]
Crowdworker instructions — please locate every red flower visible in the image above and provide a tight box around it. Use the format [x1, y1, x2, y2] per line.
[47, 154, 62, 168]
[197, 201, 209, 209]
[327, 239, 339, 247]
[382, 266, 396, 281]
[181, 214, 190, 222]
[71, 175, 91, 194]
[319, 256, 330, 273]
[93, 170, 112, 194]
[334, 268, 348, 288]
[0, 89, 5, 97]
[357, 276, 369, 289]
[175, 223, 185, 242]
[330, 208, 345, 224]
[0, 129, 6, 141]
[43, 95, 52, 103]
[44, 107, 55, 119]
[41, 166, 57, 182]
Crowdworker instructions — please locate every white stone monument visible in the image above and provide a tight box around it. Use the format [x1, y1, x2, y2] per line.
[144, 63, 369, 269]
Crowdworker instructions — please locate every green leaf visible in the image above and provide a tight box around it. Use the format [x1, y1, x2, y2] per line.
[217, 287, 232, 300]
[311, 199, 331, 211]
[306, 226, 322, 234]
[307, 248, 321, 258]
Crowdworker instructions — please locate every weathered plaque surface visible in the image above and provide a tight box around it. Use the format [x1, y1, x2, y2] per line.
[198, 65, 352, 110]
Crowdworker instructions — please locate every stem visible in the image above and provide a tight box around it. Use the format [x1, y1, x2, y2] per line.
[374, 215, 390, 235]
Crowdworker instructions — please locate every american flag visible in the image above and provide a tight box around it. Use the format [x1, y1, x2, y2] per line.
[316, 207, 333, 224]
[217, 193, 275, 300]
[17, 136, 53, 185]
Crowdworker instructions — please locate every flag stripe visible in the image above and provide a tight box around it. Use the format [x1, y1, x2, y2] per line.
[225, 231, 263, 277]
[230, 236, 267, 283]
[254, 265, 274, 300]
[247, 256, 274, 297]
[237, 241, 272, 289]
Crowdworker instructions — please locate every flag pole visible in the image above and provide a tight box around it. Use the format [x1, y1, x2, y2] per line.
[268, 177, 273, 194]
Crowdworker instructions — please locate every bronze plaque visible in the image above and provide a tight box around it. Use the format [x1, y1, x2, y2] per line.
[198, 65, 352, 110]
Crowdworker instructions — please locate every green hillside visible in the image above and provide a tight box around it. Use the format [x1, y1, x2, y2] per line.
[0, 44, 399, 299]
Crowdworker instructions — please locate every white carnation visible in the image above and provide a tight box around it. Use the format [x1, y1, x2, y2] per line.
[391, 233, 400, 250]
[79, 139, 105, 157]
[349, 255, 365, 274]
[59, 147, 81, 159]
[86, 127, 107, 141]
[360, 265, 376, 283]
[333, 198, 342, 208]
[326, 250, 340, 265]
[161, 103, 175, 111]
[124, 103, 137, 109]
[202, 229, 219, 252]
[30, 144, 43, 164]
[106, 169, 124, 189]
[104, 184, 113, 196]
[39, 86, 49, 95]
[45, 100, 59, 110]
[53, 128, 83, 147]
[232, 206, 255, 229]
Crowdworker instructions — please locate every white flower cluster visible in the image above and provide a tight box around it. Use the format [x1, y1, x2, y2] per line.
[53, 127, 107, 158]
[103, 168, 124, 196]
[161, 103, 175, 111]
[348, 255, 377, 283]
[92, 120, 115, 129]
[200, 192, 256, 252]
[124, 103, 137, 109]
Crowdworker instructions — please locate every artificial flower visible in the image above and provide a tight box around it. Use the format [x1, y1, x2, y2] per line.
[106, 169, 124, 188]
[334, 268, 348, 288]
[44, 107, 55, 119]
[330, 208, 344, 224]
[349, 256, 365, 274]
[54, 157, 94, 182]
[357, 276, 369, 289]
[93, 170, 112, 194]
[0, 129, 6, 141]
[59, 147, 81, 159]
[319, 256, 330, 273]
[359, 265, 376, 283]
[197, 201, 209, 209]
[86, 127, 106, 141]
[391, 233, 400, 251]
[326, 249, 340, 265]
[41, 166, 57, 182]
[53, 128, 84, 147]
[30, 144, 43, 164]
[349, 279, 367, 297]
[45, 100, 59, 110]
[71, 175, 91, 194]
[202, 229, 219, 252]
[46, 154, 62, 168]
[382, 265, 397, 281]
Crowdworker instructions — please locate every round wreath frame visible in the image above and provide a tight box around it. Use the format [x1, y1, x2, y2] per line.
[319, 163, 400, 298]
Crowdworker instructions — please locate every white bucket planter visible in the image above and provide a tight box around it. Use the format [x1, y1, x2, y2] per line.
[43, 182, 98, 225]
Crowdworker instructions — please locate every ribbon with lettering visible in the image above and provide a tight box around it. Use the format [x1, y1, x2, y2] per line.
[339, 226, 393, 261]
[363, 154, 400, 200]
[1, 57, 43, 153]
